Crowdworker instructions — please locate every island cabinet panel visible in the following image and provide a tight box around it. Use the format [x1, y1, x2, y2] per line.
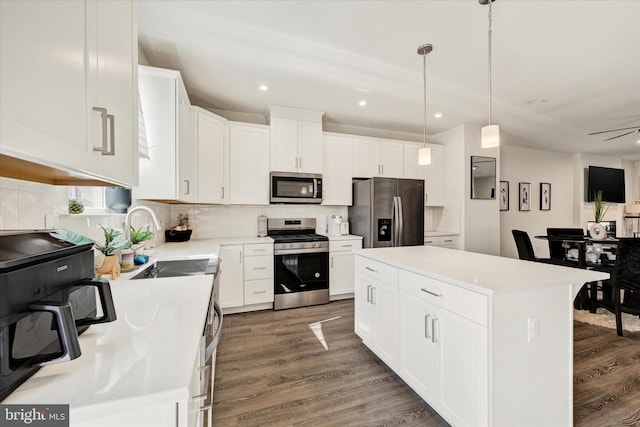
[354, 257, 399, 370]
[354, 246, 607, 427]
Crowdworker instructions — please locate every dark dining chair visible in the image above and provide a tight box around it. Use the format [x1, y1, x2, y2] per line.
[512, 230, 565, 265]
[546, 227, 585, 263]
[595, 238, 640, 336]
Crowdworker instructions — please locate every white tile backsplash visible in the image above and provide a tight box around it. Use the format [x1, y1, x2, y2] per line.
[0, 178, 67, 230]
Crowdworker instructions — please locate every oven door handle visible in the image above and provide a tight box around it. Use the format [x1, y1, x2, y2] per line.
[205, 301, 223, 362]
[29, 301, 82, 366]
[313, 179, 318, 199]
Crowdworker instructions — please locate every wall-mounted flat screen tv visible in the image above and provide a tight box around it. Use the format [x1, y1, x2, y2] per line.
[587, 166, 625, 203]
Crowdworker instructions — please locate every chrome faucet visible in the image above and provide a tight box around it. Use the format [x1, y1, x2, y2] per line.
[124, 206, 162, 241]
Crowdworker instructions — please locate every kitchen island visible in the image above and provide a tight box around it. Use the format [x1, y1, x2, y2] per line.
[354, 245, 609, 427]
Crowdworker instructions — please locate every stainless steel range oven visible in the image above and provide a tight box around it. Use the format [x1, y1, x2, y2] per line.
[268, 218, 329, 310]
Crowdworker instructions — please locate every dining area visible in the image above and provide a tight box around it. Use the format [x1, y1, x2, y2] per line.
[512, 224, 640, 337]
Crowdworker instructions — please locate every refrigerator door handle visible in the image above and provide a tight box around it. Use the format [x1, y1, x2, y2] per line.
[397, 196, 404, 246]
[392, 196, 400, 247]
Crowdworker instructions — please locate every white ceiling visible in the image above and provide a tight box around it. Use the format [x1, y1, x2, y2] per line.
[137, 0, 640, 160]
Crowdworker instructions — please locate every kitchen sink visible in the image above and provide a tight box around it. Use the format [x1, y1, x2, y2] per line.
[131, 259, 218, 279]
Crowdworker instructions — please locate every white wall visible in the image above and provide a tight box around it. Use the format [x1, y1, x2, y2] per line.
[500, 146, 575, 259]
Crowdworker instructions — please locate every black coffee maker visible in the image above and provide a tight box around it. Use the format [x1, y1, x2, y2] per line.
[0, 230, 117, 401]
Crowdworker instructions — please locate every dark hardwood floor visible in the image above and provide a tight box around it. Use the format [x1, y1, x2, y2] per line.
[212, 299, 640, 426]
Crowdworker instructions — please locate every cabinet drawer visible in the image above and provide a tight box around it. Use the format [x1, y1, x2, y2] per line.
[399, 270, 487, 326]
[244, 278, 274, 305]
[244, 243, 273, 256]
[424, 235, 459, 248]
[244, 255, 274, 280]
[356, 257, 398, 287]
[329, 240, 363, 252]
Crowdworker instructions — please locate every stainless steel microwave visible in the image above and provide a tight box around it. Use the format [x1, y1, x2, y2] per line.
[270, 172, 323, 204]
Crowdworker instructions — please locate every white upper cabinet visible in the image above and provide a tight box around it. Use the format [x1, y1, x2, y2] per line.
[228, 122, 270, 205]
[193, 106, 227, 204]
[0, 0, 138, 186]
[403, 143, 444, 206]
[137, 65, 195, 202]
[86, 0, 138, 186]
[322, 133, 353, 206]
[269, 106, 323, 174]
[352, 137, 404, 178]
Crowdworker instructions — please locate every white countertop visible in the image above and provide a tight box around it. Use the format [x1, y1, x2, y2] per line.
[152, 236, 273, 261]
[4, 275, 213, 423]
[357, 246, 609, 296]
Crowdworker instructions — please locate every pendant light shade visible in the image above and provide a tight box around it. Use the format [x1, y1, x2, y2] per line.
[481, 0, 500, 148]
[481, 124, 500, 148]
[418, 147, 432, 165]
[417, 43, 433, 165]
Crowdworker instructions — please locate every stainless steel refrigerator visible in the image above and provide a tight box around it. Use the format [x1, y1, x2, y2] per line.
[349, 177, 424, 248]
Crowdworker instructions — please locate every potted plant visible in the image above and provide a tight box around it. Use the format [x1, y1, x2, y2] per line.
[129, 225, 154, 254]
[590, 190, 609, 240]
[95, 225, 131, 278]
[68, 199, 85, 215]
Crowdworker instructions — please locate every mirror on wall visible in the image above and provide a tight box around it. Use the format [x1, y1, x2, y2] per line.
[471, 156, 496, 199]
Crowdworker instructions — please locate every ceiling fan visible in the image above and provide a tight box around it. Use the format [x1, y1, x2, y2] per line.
[588, 126, 640, 142]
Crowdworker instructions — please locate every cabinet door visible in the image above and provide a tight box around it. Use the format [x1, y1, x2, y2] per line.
[379, 140, 404, 177]
[194, 108, 226, 204]
[354, 273, 374, 344]
[0, 0, 91, 170]
[352, 138, 380, 178]
[228, 123, 270, 205]
[297, 121, 322, 173]
[423, 146, 444, 206]
[398, 292, 437, 403]
[177, 79, 195, 202]
[88, 0, 137, 186]
[322, 134, 352, 206]
[218, 245, 244, 308]
[371, 280, 399, 370]
[435, 307, 488, 426]
[270, 117, 298, 172]
[329, 252, 355, 296]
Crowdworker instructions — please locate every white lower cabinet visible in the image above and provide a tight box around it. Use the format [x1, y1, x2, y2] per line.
[329, 238, 362, 298]
[354, 257, 398, 370]
[219, 243, 274, 312]
[357, 258, 488, 426]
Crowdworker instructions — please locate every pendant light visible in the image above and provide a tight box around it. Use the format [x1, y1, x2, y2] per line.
[417, 43, 433, 165]
[480, 0, 500, 148]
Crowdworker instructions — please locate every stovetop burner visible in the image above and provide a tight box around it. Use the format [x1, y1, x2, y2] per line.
[269, 233, 329, 244]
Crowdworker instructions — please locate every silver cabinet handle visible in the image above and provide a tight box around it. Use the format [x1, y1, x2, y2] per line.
[253, 248, 267, 252]
[381, 164, 384, 175]
[253, 266, 267, 270]
[299, 157, 302, 170]
[366, 284, 371, 302]
[294, 157, 298, 169]
[330, 256, 334, 268]
[371, 286, 376, 304]
[184, 180, 190, 195]
[254, 290, 266, 294]
[365, 266, 377, 273]
[425, 240, 434, 244]
[425, 314, 432, 339]
[221, 187, 225, 199]
[341, 244, 353, 248]
[420, 287, 442, 297]
[444, 239, 453, 243]
[240, 250, 242, 262]
[92, 107, 108, 153]
[105, 113, 115, 155]
[432, 317, 439, 343]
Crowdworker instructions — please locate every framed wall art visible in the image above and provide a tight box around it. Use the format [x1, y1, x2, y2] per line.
[540, 182, 551, 211]
[499, 181, 509, 211]
[519, 182, 531, 211]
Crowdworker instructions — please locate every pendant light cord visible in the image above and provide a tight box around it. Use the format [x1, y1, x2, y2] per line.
[423, 52, 427, 147]
[488, 0, 493, 125]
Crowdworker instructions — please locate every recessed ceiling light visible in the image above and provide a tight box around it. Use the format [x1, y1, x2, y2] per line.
[434, 112, 443, 118]
[259, 84, 269, 91]
[637, 139, 640, 144]
[358, 100, 367, 107]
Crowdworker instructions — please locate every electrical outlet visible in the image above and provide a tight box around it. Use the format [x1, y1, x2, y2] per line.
[528, 316, 540, 342]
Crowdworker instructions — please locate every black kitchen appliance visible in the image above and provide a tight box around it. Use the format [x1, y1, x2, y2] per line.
[0, 230, 117, 401]
[268, 218, 329, 310]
